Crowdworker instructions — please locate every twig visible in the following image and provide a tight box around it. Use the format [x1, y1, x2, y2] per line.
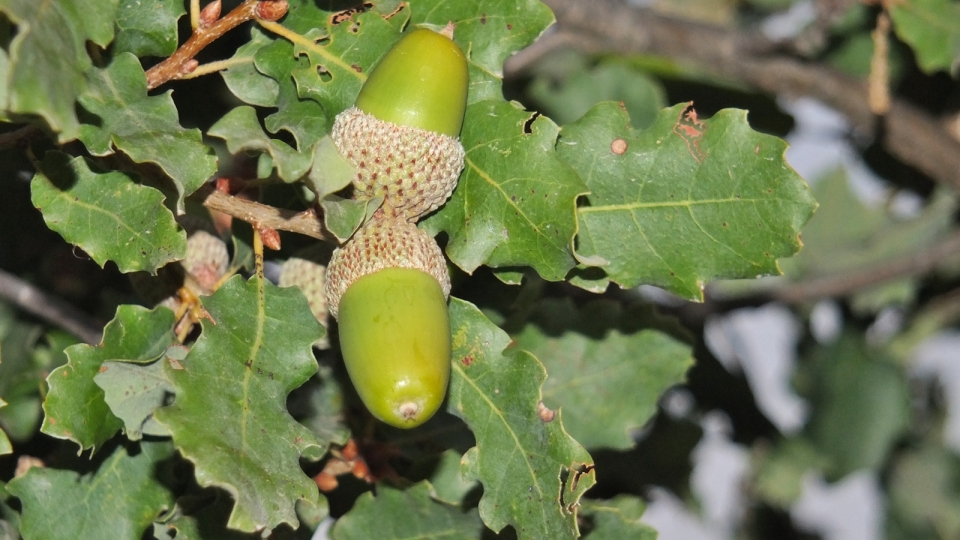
[145, 0, 288, 90]
[538, 0, 960, 193]
[769, 229, 960, 303]
[0, 125, 44, 151]
[194, 183, 328, 241]
[0, 269, 103, 345]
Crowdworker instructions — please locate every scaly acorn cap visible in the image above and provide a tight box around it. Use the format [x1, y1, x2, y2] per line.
[324, 217, 450, 319]
[332, 26, 468, 221]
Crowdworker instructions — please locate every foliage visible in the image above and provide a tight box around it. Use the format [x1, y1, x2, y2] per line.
[1, 0, 957, 539]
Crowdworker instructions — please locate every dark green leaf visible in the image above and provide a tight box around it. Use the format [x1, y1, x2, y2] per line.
[7, 442, 174, 540]
[114, 0, 184, 58]
[561, 102, 817, 299]
[423, 100, 588, 281]
[447, 298, 595, 539]
[320, 195, 382, 244]
[254, 37, 330, 148]
[41, 305, 176, 452]
[31, 152, 187, 274]
[331, 482, 483, 540]
[77, 53, 217, 213]
[209, 106, 313, 182]
[426, 450, 479, 507]
[95, 357, 176, 441]
[221, 27, 280, 108]
[154, 275, 326, 533]
[307, 134, 356, 198]
[512, 299, 693, 450]
[0, 0, 119, 140]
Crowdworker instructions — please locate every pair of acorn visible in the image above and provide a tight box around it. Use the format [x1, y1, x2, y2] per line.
[324, 26, 467, 429]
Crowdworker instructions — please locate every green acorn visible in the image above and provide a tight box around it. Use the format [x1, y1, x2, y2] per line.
[332, 26, 468, 221]
[325, 218, 451, 428]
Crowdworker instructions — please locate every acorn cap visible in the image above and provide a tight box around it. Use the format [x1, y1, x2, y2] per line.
[355, 27, 468, 137]
[325, 217, 450, 319]
[332, 107, 464, 221]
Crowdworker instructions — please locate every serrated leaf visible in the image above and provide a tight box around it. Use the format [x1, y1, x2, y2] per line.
[255, 37, 329, 148]
[114, 0, 184, 57]
[221, 27, 280, 108]
[31, 152, 187, 274]
[95, 359, 174, 441]
[209, 106, 313, 182]
[279, 2, 406, 124]
[512, 299, 693, 450]
[331, 482, 483, 540]
[561, 102, 817, 300]
[890, 0, 960, 75]
[0, 399, 10, 456]
[320, 195, 382, 243]
[0, 0, 119, 140]
[580, 496, 657, 539]
[446, 298, 595, 539]
[77, 53, 217, 213]
[153, 275, 326, 533]
[423, 100, 588, 281]
[6, 442, 173, 540]
[41, 305, 176, 452]
[291, 366, 351, 450]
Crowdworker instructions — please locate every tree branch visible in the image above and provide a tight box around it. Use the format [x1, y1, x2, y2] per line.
[193, 183, 328, 241]
[0, 269, 103, 345]
[145, 0, 288, 90]
[535, 0, 960, 192]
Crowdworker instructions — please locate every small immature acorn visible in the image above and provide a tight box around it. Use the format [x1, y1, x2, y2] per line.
[325, 218, 451, 428]
[332, 25, 468, 221]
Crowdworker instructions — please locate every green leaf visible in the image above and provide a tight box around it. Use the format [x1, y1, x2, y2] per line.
[320, 195, 382, 244]
[407, 0, 556, 104]
[423, 100, 589, 281]
[77, 53, 217, 213]
[752, 438, 829, 508]
[581, 496, 657, 540]
[425, 449, 479, 507]
[94, 357, 176, 441]
[114, 0, 184, 58]
[280, 1, 407, 125]
[888, 444, 960, 539]
[7, 442, 174, 540]
[512, 299, 693, 450]
[446, 298, 595, 539]
[307, 134, 356, 198]
[0, 307, 45, 442]
[153, 275, 326, 533]
[31, 152, 187, 274]
[528, 56, 667, 129]
[0, 399, 11, 456]
[41, 305, 176, 453]
[799, 333, 910, 478]
[209, 106, 313, 182]
[290, 366, 351, 449]
[890, 0, 960, 75]
[221, 27, 280, 108]
[331, 482, 483, 540]
[561, 102, 817, 299]
[255, 37, 330, 148]
[0, 0, 119, 140]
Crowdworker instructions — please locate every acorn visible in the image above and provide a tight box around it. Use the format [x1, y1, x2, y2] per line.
[332, 26, 468, 221]
[325, 217, 451, 428]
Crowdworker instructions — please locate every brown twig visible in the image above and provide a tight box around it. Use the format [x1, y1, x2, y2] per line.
[536, 0, 960, 193]
[145, 0, 288, 90]
[194, 183, 328, 241]
[0, 269, 103, 345]
[0, 125, 44, 151]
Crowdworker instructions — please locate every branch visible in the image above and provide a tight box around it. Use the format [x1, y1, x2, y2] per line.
[535, 1, 960, 193]
[0, 125, 44, 151]
[0, 269, 103, 345]
[193, 183, 328, 241]
[145, 0, 288, 90]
